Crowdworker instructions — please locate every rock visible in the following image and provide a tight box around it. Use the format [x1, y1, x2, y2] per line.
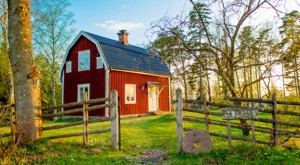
[136, 149, 167, 163]
[87, 147, 104, 153]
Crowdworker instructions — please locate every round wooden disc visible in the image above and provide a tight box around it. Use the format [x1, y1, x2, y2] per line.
[182, 130, 213, 153]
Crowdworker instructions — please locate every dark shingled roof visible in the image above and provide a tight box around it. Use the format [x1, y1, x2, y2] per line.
[84, 31, 171, 76]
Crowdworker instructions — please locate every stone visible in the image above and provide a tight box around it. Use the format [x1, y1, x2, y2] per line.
[182, 130, 213, 153]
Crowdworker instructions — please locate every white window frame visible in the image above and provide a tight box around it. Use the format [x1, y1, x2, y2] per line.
[77, 84, 90, 102]
[125, 84, 136, 104]
[78, 50, 90, 71]
[66, 61, 72, 73]
[96, 56, 103, 69]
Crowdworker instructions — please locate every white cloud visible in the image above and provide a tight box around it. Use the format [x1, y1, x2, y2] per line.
[120, 5, 128, 9]
[95, 20, 145, 31]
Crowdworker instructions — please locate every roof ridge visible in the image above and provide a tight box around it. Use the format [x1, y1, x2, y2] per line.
[83, 31, 155, 56]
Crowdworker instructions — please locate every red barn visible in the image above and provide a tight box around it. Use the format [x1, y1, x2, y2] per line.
[59, 30, 171, 116]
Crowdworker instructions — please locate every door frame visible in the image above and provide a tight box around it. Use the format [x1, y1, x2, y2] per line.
[148, 85, 159, 112]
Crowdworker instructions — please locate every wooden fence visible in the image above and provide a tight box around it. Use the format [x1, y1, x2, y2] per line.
[176, 89, 300, 153]
[0, 104, 15, 139]
[0, 90, 120, 150]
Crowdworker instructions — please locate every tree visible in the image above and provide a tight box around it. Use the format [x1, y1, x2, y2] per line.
[0, 0, 13, 105]
[8, 0, 42, 142]
[31, 0, 75, 106]
[187, 0, 286, 136]
[151, 30, 192, 99]
[150, 0, 284, 136]
[279, 10, 300, 97]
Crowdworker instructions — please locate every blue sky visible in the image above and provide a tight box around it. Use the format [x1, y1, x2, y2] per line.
[69, 0, 299, 46]
[69, 0, 191, 46]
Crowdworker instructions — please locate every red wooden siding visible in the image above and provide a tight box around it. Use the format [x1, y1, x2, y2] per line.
[63, 36, 106, 116]
[110, 70, 170, 115]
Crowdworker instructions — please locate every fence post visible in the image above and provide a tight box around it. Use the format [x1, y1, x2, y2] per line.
[83, 92, 88, 145]
[204, 96, 210, 134]
[176, 89, 183, 154]
[227, 120, 232, 153]
[272, 93, 278, 146]
[118, 96, 121, 150]
[111, 90, 120, 150]
[10, 105, 16, 143]
[251, 120, 256, 152]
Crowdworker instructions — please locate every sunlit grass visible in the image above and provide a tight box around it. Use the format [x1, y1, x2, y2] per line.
[1, 112, 300, 164]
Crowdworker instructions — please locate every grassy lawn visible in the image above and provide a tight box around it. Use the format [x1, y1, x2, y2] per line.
[1, 112, 300, 164]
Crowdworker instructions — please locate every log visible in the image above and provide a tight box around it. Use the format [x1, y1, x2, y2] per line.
[42, 101, 83, 112]
[41, 117, 112, 131]
[277, 100, 300, 105]
[183, 116, 273, 134]
[184, 128, 272, 145]
[253, 118, 300, 128]
[183, 107, 223, 116]
[42, 97, 110, 112]
[41, 104, 110, 118]
[46, 128, 111, 140]
[85, 97, 110, 104]
[228, 97, 273, 104]
[228, 97, 300, 105]
[259, 108, 300, 116]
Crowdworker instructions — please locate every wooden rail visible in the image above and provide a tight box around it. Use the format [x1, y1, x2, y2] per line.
[41, 117, 112, 131]
[47, 128, 111, 140]
[42, 97, 110, 113]
[41, 104, 110, 118]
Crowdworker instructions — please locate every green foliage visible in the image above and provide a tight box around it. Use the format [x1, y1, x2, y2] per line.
[0, 52, 10, 104]
[279, 10, 300, 96]
[35, 54, 61, 106]
[31, 0, 75, 106]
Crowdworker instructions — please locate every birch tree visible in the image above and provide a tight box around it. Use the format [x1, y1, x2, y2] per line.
[31, 0, 75, 106]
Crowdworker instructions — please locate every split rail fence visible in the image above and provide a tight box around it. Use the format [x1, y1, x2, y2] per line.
[176, 89, 300, 153]
[0, 90, 120, 150]
[0, 104, 15, 139]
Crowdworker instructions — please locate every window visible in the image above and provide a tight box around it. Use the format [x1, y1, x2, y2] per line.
[96, 56, 103, 69]
[78, 50, 90, 71]
[125, 84, 136, 104]
[66, 61, 72, 73]
[78, 84, 90, 102]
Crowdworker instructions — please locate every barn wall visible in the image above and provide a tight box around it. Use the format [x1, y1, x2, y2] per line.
[110, 70, 170, 115]
[63, 36, 106, 116]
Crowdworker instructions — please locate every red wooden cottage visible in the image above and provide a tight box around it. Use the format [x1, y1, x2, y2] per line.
[60, 30, 171, 116]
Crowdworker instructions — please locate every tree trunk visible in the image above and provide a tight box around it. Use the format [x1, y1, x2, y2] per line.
[281, 59, 286, 98]
[206, 69, 211, 103]
[8, 0, 42, 143]
[182, 73, 189, 100]
[199, 68, 203, 101]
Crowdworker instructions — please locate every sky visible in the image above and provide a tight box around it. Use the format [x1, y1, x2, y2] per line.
[68, 0, 299, 46]
[69, 0, 191, 46]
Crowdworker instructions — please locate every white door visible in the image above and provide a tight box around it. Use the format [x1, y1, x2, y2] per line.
[148, 86, 159, 112]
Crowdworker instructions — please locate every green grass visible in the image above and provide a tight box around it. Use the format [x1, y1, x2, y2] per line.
[2, 112, 300, 164]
